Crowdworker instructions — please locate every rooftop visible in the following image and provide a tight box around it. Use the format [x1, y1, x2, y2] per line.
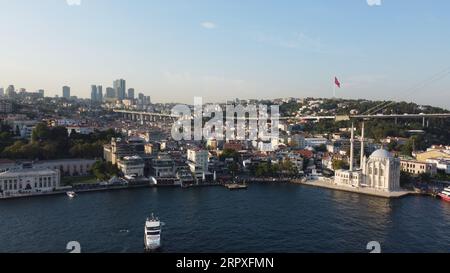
[0, 168, 58, 177]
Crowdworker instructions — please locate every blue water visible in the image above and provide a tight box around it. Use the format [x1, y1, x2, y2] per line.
[1, 183, 450, 253]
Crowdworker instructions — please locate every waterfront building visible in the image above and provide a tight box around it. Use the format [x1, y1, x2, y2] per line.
[103, 137, 147, 165]
[31, 159, 96, 177]
[62, 86, 71, 99]
[0, 168, 60, 197]
[187, 147, 209, 173]
[426, 158, 450, 174]
[322, 156, 333, 171]
[400, 159, 437, 176]
[334, 123, 401, 192]
[287, 152, 304, 174]
[0, 159, 17, 173]
[151, 154, 175, 178]
[117, 156, 145, 177]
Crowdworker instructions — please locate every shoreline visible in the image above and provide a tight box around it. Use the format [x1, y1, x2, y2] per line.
[0, 177, 428, 201]
[0, 184, 170, 201]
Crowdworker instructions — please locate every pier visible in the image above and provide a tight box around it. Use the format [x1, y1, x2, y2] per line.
[293, 178, 413, 199]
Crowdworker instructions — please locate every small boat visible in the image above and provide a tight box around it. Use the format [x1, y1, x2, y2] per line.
[438, 187, 450, 202]
[144, 213, 162, 251]
[224, 183, 248, 190]
[66, 191, 77, 198]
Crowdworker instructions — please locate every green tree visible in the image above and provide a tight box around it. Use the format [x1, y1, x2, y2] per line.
[31, 123, 51, 142]
[220, 148, 239, 161]
[332, 159, 349, 170]
[91, 161, 119, 181]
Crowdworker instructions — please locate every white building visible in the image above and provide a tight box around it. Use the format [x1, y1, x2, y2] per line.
[187, 148, 209, 173]
[152, 155, 175, 178]
[426, 158, 450, 174]
[334, 123, 401, 192]
[5, 119, 38, 139]
[305, 138, 328, 148]
[66, 126, 95, 136]
[400, 159, 437, 176]
[118, 156, 145, 177]
[33, 159, 96, 176]
[0, 159, 17, 173]
[287, 152, 304, 174]
[0, 168, 60, 197]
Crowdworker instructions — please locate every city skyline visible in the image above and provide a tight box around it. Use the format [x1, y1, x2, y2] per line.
[1, 0, 450, 108]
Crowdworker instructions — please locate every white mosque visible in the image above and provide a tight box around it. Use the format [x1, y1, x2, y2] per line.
[334, 123, 401, 192]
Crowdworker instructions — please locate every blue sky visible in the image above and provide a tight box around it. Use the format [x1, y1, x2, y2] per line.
[0, 0, 449, 108]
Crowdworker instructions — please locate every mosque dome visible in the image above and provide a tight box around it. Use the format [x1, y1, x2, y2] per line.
[370, 149, 393, 159]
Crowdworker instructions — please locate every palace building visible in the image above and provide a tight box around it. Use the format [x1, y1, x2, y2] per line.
[0, 168, 60, 197]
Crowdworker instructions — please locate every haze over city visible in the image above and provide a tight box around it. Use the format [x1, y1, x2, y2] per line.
[1, 0, 450, 108]
[2, 0, 450, 261]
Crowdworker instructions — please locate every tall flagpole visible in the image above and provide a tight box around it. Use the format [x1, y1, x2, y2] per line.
[333, 79, 336, 98]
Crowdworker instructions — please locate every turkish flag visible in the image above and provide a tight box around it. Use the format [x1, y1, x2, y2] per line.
[335, 77, 341, 88]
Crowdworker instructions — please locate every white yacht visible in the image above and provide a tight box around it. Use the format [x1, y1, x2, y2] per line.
[144, 214, 161, 251]
[66, 191, 76, 198]
[438, 187, 450, 202]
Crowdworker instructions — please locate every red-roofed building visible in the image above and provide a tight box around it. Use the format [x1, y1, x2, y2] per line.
[294, 149, 314, 159]
[223, 141, 244, 151]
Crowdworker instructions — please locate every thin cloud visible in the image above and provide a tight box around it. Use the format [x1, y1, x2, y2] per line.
[367, 0, 382, 6]
[66, 0, 81, 6]
[257, 32, 323, 52]
[201, 21, 217, 29]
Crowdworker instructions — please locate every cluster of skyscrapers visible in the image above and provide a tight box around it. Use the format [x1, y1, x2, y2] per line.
[2, 79, 150, 105]
[92, 79, 145, 103]
[0, 85, 45, 98]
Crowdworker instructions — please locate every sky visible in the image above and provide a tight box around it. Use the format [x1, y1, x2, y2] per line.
[0, 0, 450, 109]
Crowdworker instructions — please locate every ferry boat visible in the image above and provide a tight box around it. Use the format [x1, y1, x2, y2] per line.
[438, 187, 450, 202]
[66, 191, 76, 198]
[144, 214, 161, 251]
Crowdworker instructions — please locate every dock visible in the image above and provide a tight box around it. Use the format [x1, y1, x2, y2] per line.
[295, 178, 413, 199]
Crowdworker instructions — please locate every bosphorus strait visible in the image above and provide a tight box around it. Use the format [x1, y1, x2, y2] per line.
[1, 183, 450, 253]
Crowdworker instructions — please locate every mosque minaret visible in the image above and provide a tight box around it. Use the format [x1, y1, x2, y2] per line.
[334, 122, 401, 192]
